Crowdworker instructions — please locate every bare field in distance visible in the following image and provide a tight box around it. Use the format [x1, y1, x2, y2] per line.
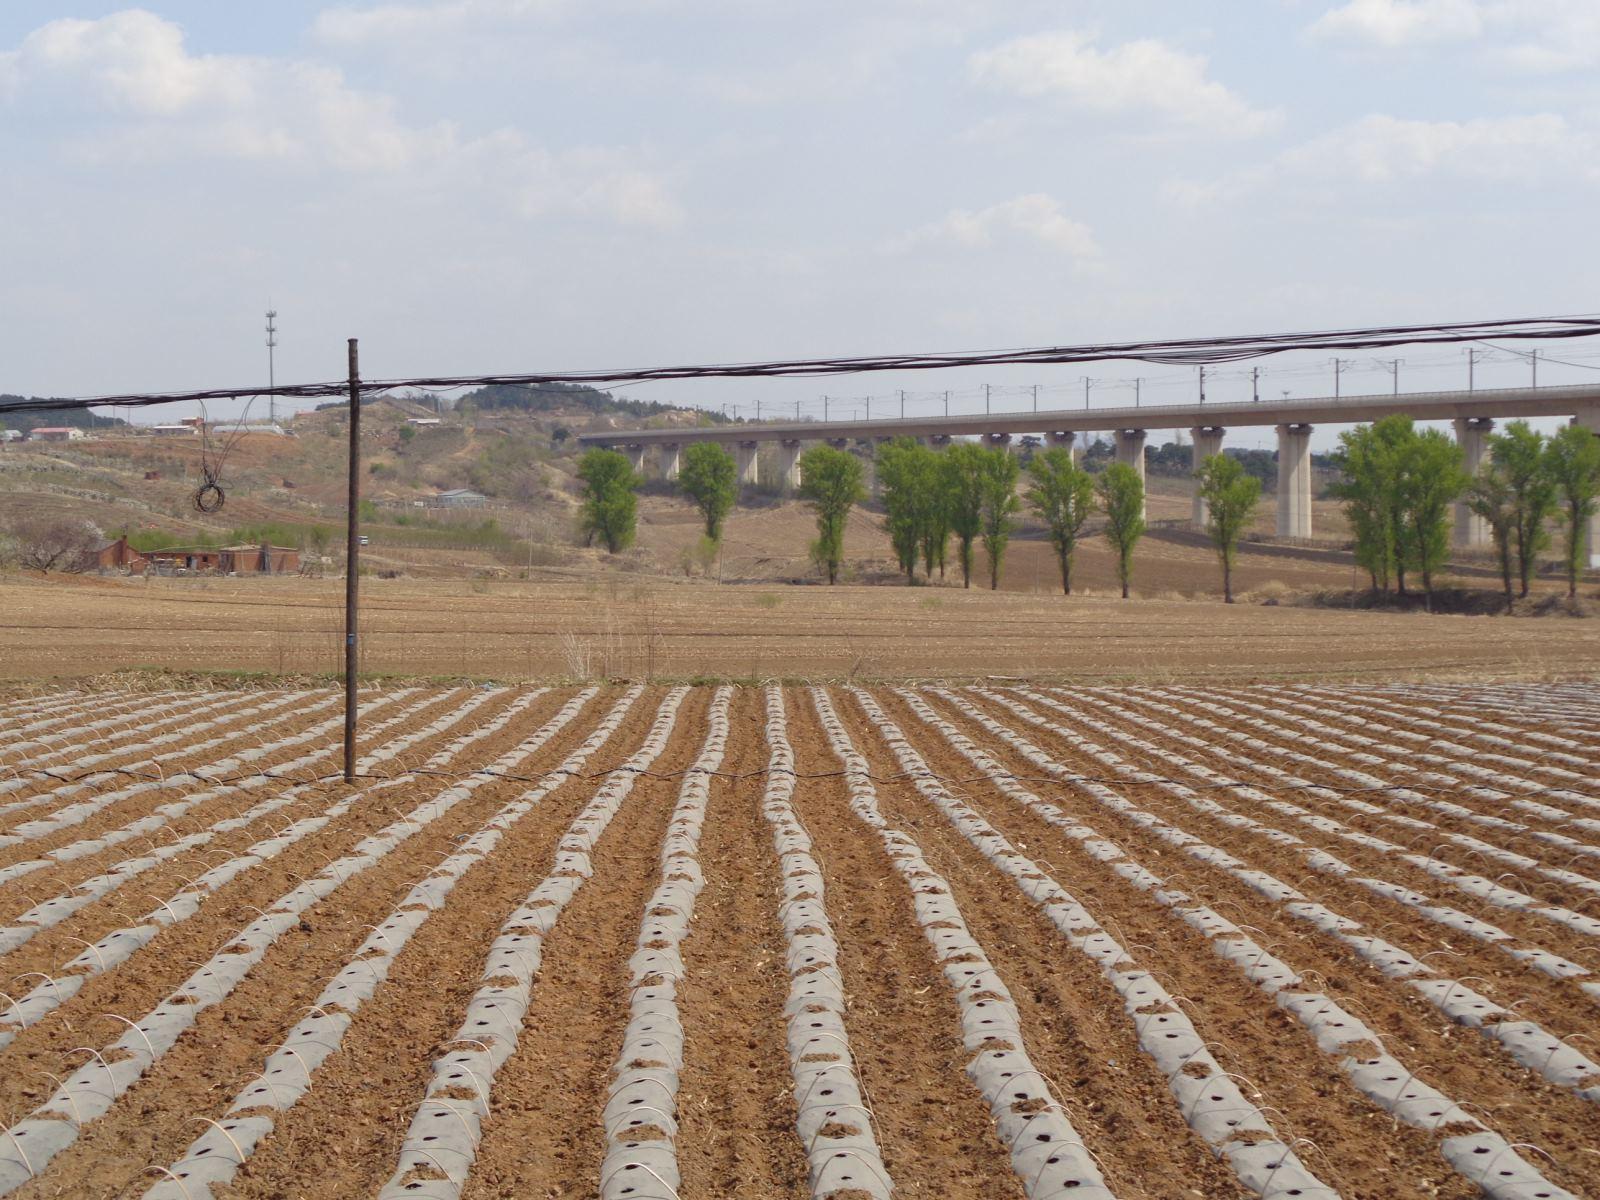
[1, 572, 1596, 682]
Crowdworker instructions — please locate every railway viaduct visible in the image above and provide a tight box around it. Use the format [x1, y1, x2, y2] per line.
[579, 383, 1600, 562]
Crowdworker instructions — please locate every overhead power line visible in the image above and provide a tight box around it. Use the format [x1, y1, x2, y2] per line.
[4, 313, 1599, 417]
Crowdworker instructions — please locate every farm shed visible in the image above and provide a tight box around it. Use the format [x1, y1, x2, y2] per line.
[27, 427, 86, 442]
[219, 544, 301, 574]
[93, 537, 148, 574]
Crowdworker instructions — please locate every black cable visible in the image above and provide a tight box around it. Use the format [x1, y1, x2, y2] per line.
[5, 314, 1599, 417]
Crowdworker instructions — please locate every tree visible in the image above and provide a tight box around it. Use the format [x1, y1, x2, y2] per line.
[1327, 415, 1415, 595]
[942, 442, 987, 588]
[1096, 462, 1145, 599]
[797, 445, 865, 585]
[678, 442, 739, 543]
[576, 448, 640, 554]
[1491, 420, 1556, 597]
[977, 446, 1021, 590]
[8, 516, 100, 573]
[1025, 448, 1096, 595]
[1545, 423, 1600, 599]
[1466, 463, 1518, 609]
[1196, 453, 1262, 603]
[1394, 428, 1467, 611]
[876, 438, 936, 583]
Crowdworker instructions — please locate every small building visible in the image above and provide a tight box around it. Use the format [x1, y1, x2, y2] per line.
[28, 427, 86, 442]
[1, 430, 21, 443]
[94, 537, 148, 574]
[146, 547, 225, 573]
[150, 424, 199, 436]
[406, 417, 442, 427]
[143, 543, 299, 574]
[219, 544, 301, 574]
[431, 488, 487, 508]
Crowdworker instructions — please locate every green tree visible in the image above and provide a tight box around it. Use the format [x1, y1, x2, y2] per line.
[1466, 463, 1518, 609]
[1025, 447, 1096, 595]
[977, 446, 1021, 590]
[1394, 428, 1467, 611]
[942, 442, 987, 588]
[876, 438, 938, 583]
[798, 445, 865, 585]
[1196, 453, 1262, 603]
[1545, 423, 1600, 599]
[1096, 462, 1146, 599]
[1490, 420, 1556, 597]
[1328, 415, 1421, 595]
[576, 448, 640, 554]
[678, 442, 739, 543]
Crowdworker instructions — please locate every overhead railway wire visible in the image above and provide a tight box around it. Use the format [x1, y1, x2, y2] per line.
[4, 313, 1599, 419]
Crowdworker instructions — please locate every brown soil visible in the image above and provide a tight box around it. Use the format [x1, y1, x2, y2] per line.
[0, 682, 1595, 1199]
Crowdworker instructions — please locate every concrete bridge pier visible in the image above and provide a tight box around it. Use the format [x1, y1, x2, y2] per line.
[660, 443, 681, 483]
[1452, 417, 1493, 548]
[1045, 430, 1081, 465]
[1276, 423, 1314, 539]
[777, 439, 803, 493]
[1190, 426, 1226, 530]
[1579, 405, 1600, 568]
[736, 441, 759, 487]
[623, 444, 646, 475]
[984, 432, 1013, 452]
[1115, 429, 1148, 518]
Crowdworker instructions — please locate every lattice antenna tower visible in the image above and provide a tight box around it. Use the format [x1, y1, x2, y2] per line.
[266, 307, 279, 425]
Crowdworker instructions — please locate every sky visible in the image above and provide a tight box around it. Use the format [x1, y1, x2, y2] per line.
[3, 0, 1599, 449]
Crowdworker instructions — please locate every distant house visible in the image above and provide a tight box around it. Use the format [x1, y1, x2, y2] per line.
[1, 430, 21, 443]
[431, 488, 487, 508]
[144, 544, 300, 574]
[28, 427, 86, 442]
[150, 424, 199, 436]
[94, 537, 148, 574]
[406, 417, 442, 427]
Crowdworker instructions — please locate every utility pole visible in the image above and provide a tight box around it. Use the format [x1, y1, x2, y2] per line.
[343, 338, 362, 784]
[1468, 347, 1476, 392]
[943, 390, 949, 417]
[1531, 349, 1539, 388]
[1251, 366, 1259, 402]
[265, 308, 278, 426]
[823, 396, 829, 421]
[1198, 365, 1207, 404]
[1387, 359, 1402, 395]
[866, 395, 872, 422]
[1332, 357, 1354, 399]
[1032, 384, 1038, 412]
[755, 399, 762, 422]
[1134, 378, 1141, 408]
[1083, 376, 1092, 409]
[900, 389, 905, 419]
[795, 400, 801, 420]
[984, 383, 991, 415]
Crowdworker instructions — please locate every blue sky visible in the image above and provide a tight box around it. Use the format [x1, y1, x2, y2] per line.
[3, 1, 1597, 447]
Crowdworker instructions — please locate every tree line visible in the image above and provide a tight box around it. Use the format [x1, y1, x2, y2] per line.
[576, 438, 1268, 601]
[1331, 416, 1599, 608]
[578, 420, 1598, 605]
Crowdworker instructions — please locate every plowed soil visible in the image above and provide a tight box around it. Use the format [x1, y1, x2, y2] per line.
[0, 681, 1596, 1200]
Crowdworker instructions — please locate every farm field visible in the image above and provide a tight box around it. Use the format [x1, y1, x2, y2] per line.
[2, 574, 1599, 682]
[0, 681, 1596, 1199]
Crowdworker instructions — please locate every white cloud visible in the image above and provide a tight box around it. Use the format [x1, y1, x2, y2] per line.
[1310, 0, 1483, 47]
[312, 0, 567, 44]
[886, 193, 1098, 258]
[1309, 1, 1600, 71]
[970, 30, 1280, 137]
[0, 9, 680, 226]
[1171, 112, 1596, 204]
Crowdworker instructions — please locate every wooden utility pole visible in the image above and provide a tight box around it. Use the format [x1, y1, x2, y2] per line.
[343, 338, 361, 783]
